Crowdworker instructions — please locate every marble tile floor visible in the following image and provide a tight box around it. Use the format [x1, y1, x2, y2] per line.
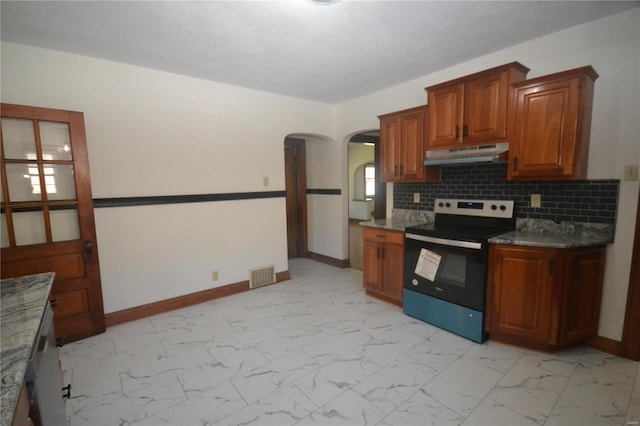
[61, 258, 640, 426]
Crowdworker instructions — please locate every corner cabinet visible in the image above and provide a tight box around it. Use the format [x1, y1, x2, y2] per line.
[379, 105, 439, 183]
[486, 244, 606, 351]
[362, 227, 404, 305]
[507, 66, 598, 180]
[426, 62, 529, 149]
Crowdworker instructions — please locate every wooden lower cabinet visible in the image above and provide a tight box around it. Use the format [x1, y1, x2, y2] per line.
[362, 228, 404, 305]
[486, 244, 606, 351]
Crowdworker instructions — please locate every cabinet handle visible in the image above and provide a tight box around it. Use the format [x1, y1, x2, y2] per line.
[513, 156, 519, 172]
[50, 298, 59, 309]
[455, 125, 459, 139]
[375, 234, 386, 239]
[56, 337, 65, 348]
[550, 259, 555, 275]
[463, 124, 469, 138]
[381, 248, 385, 259]
[400, 165, 403, 176]
[62, 384, 71, 399]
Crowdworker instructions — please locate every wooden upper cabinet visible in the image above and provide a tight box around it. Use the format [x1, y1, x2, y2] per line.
[507, 66, 598, 180]
[379, 105, 439, 183]
[380, 112, 402, 182]
[426, 62, 529, 149]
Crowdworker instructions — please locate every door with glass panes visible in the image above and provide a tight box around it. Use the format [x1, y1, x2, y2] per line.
[1, 104, 105, 342]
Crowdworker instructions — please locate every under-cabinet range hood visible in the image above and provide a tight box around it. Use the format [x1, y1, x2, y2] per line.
[424, 142, 509, 166]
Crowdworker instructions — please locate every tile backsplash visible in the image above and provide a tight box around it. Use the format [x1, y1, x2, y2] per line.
[394, 162, 619, 224]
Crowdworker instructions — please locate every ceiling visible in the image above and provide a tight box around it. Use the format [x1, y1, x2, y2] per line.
[1, 1, 637, 104]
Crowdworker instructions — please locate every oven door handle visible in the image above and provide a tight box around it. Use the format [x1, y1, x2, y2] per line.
[405, 233, 483, 250]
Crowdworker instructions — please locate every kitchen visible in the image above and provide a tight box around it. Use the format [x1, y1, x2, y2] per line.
[1, 2, 639, 425]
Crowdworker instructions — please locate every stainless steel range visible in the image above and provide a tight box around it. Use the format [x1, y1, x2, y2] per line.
[403, 198, 515, 343]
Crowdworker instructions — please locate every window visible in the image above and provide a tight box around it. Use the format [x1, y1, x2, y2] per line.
[364, 164, 375, 198]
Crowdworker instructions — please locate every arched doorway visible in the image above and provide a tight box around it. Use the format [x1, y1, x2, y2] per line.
[348, 130, 386, 270]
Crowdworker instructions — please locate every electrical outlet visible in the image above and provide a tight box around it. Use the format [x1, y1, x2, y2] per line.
[624, 164, 639, 181]
[212, 271, 219, 281]
[413, 193, 420, 203]
[531, 193, 542, 208]
[263, 176, 269, 187]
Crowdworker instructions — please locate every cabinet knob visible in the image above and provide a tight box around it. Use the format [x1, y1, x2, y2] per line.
[49, 299, 59, 309]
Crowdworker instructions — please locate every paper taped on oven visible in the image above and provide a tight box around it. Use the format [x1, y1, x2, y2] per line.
[415, 248, 441, 282]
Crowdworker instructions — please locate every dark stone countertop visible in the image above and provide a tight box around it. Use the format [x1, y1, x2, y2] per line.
[489, 219, 614, 248]
[1, 273, 55, 426]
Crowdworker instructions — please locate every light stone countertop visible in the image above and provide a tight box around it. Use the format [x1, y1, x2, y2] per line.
[359, 209, 434, 232]
[489, 219, 614, 248]
[1, 272, 55, 426]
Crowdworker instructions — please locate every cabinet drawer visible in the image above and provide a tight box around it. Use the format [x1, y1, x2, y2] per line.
[363, 228, 404, 245]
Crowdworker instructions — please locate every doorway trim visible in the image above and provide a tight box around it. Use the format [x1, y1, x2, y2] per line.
[284, 137, 308, 258]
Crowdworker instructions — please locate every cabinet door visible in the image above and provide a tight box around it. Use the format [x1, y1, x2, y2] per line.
[381, 243, 404, 302]
[399, 109, 425, 181]
[508, 77, 581, 179]
[561, 247, 606, 345]
[487, 246, 556, 347]
[380, 115, 402, 182]
[363, 240, 383, 291]
[428, 83, 464, 148]
[464, 71, 508, 144]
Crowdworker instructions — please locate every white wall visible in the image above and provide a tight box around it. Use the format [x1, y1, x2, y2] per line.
[304, 135, 344, 260]
[1, 42, 336, 313]
[337, 9, 640, 341]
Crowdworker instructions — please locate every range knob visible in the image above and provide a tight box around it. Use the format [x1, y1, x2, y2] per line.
[499, 205, 507, 211]
[438, 202, 444, 207]
[491, 204, 497, 210]
[445, 202, 451, 208]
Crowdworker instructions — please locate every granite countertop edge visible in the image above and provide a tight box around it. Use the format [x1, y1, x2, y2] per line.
[488, 219, 615, 248]
[359, 209, 435, 232]
[1, 272, 55, 426]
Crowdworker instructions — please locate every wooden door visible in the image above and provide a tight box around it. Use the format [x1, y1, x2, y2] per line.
[427, 83, 464, 148]
[1, 104, 105, 342]
[561, 247, 606, 345]
[623, 186, 640, 360]
[508, 77, 580, 178]
[487, 246, 555, 347]
[379, 115, 401, 182]
[362, 239, 382, 291]
[381, 242, 404, 302]
[284, 137, 307, 259]
[464, 71, 507, 144]
[399, 108, 425, 181]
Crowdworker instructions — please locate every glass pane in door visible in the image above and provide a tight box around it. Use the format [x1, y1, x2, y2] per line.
[1, 214, 9, 248]
[1, 118, 36, 160]
[45, 164, 76, 201]
[5, 163, 43, 202]
[50, 208, 80, 242]
[13, 210, 47, 246]
[39, 121, 73, 161]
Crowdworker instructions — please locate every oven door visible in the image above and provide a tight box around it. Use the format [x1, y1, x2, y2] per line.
[404, 232, 488, 312]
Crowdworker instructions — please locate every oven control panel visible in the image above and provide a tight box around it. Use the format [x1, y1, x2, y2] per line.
[434, 198, 514, 219]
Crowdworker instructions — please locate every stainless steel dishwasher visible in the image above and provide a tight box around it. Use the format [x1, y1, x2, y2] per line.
[24, 301, 67, 426]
